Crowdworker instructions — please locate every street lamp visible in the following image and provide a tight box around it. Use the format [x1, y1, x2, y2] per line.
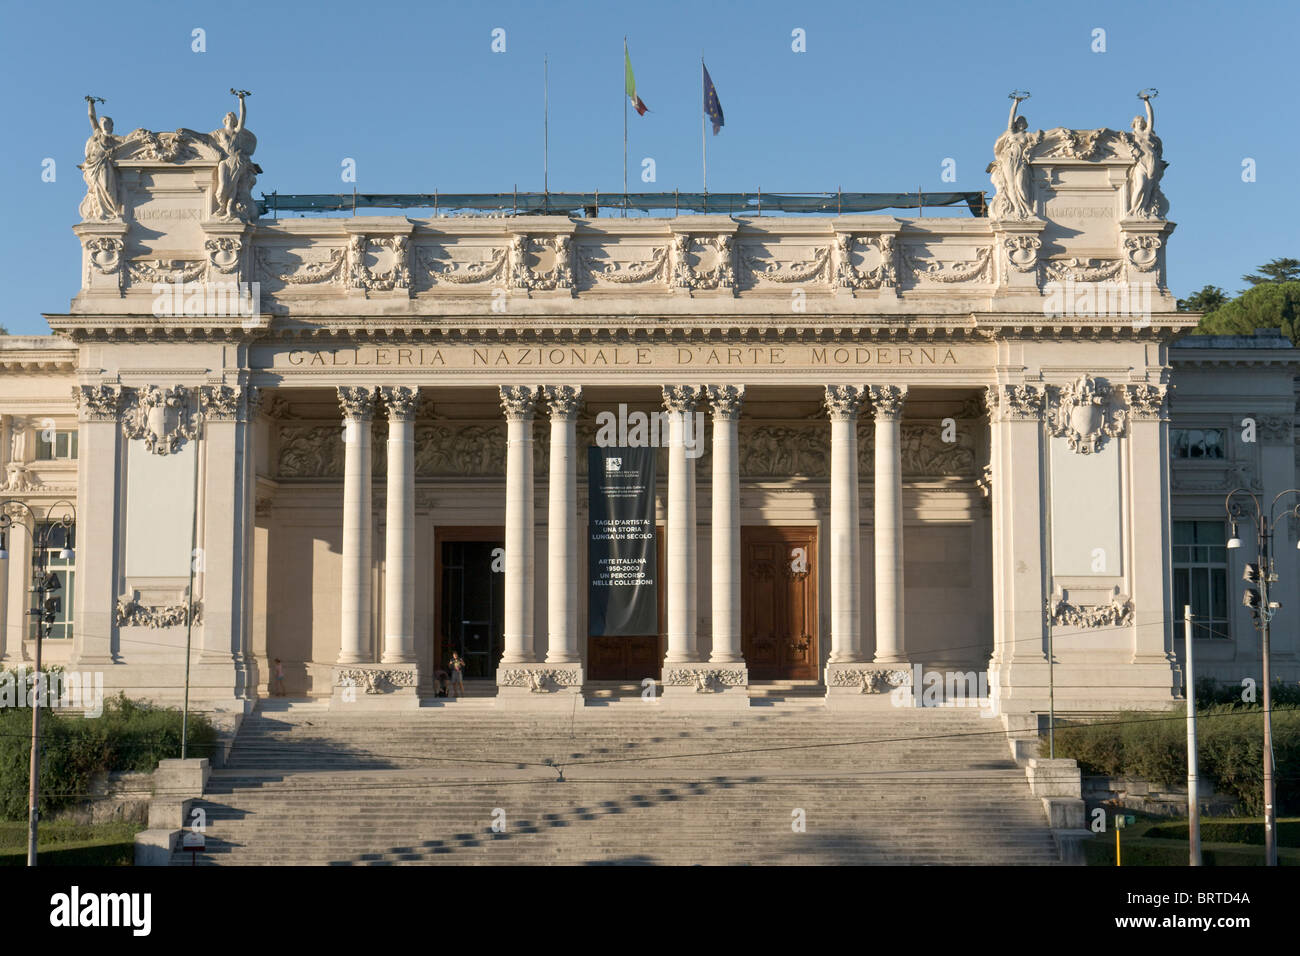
[0, 498, 76, 868]
[1224, 487, 1300, 867]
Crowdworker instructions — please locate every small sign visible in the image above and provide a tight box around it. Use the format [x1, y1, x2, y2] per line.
[182, 831, 206, 851]
[1115, 814, 1135, 829]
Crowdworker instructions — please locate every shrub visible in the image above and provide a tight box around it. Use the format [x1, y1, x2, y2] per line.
[0, 686, 218, 822]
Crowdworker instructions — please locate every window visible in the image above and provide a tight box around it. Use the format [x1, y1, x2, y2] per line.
[34, 429, 78, 461]
[26, 522, 74, 641]
[1171, 428, 1224, 459]
[1172, 520, 1228, 639]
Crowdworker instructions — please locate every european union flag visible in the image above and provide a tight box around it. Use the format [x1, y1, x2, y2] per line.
[703, 62, 724, 135]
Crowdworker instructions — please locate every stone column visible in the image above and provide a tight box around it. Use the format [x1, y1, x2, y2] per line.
[663, 385, 703, 664]
[543, 385, 583, 664]
[499, 386, 539, 664]
[381, 386, 418, 664]
[824, 385, 867, 665]
[707, 384, 745, 663]
[870, 385, 908, 663]
[336, 387, 376, 665]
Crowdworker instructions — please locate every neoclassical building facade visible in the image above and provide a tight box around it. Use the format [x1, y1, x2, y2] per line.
[1, 97, 1296, 717]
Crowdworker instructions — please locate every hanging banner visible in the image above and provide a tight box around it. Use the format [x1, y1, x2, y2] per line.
[588, 446, 657, 636]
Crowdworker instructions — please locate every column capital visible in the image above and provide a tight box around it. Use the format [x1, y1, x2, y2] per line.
[988, 383, 1045, 422]
[381, 385, 421, 422]
[542, 384, 584, 420]
[662, 384, 704, 413]
[868, 385, 908, 421]
[73, 384, 123, 423]
[499, 385, 541, 422]
[199, 384, 243, 423]
[824, 384, 868, 421]
[706, 384, 746, 420]
[1124, 383, 1171, 422]
[337, 386, 378, 422]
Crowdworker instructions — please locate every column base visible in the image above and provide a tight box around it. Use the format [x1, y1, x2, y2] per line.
[659, 664, 750, 710]
[495, 663, 584, 710]
[825, 662, 914, 710]
[330, 663, 420, 711]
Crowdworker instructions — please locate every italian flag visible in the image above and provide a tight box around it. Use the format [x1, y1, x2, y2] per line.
[625, 43, 648, 115]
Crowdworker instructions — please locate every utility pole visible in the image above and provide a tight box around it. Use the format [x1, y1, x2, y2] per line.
[1226, 488, 1300, 867]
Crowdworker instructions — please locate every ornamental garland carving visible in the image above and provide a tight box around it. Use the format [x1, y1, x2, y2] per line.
[116, 595, 203, 628]
[834, 234, 897, 290]
[255, 247, 347, 286]
[827, 668, 911, 693]
[1046, 375, 1126, 454]
[127, 259, 205, 284]
[1043, 257, 1124, 283]
[74, 384, 123, 422]
[576, 245, 668, 285]
[498, 668, 582, 690]
[1047, 586, 1134, 628]
[419, 246, 508, 285]
[120, 385, 198, 455]
[902, 245, 993, 283]
[741, 245, 832, 284]
[334, 667, 418, 694]
[662, 668, 747, 692]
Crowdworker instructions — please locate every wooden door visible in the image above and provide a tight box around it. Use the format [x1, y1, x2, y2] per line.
[741, 526, 818, 680]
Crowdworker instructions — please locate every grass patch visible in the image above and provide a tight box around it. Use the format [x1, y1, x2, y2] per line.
[1082, 814, 1300, 866]
[0, 821, 142, 866]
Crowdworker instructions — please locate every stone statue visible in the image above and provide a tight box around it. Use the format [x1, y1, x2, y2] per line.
[1126, 91, 1166, 219]
[988, 92, 1041, 220]
[78, 96, 124, 220]
[9, 417, 30, 464]
[210, 89, 260, 221]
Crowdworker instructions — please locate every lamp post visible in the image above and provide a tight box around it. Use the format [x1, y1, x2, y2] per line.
[0, 498, 77, 867]
[1224, 487, 1300, 868]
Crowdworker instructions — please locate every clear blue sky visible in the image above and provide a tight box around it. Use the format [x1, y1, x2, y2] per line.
[1, 0, 1295, 334]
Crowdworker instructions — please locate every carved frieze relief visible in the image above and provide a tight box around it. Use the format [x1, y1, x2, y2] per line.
[1047, 586, 1133, 628]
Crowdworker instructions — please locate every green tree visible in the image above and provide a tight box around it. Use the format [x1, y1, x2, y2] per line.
[1178, 284, 1228, 313]
[1242, 257, 1300, 287]
[1196, 280, 1300, 345]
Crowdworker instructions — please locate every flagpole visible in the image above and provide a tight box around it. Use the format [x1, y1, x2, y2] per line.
[623, 38, 628, 216]
[543, 54, 549, 199]
[701, 57, 707, 196]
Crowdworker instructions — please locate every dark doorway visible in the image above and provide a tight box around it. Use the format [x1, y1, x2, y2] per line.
[741, 525, 819, 680]
[436, 528, 505, 680]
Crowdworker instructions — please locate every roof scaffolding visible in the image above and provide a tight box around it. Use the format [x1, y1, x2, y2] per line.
[257, 190, 988, 218]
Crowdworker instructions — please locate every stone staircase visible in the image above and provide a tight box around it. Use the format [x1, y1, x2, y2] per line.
[172, 699, 1061, 865]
